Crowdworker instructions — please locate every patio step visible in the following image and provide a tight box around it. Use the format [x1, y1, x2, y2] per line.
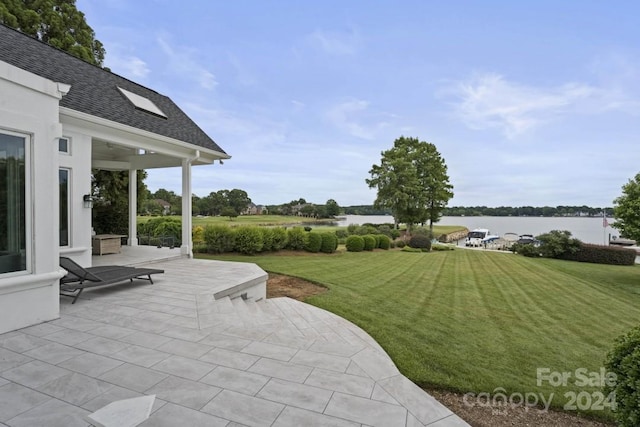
[199, 295, 374, 352]
[230, 295, 253, 318]
[241, 298, 265, 316]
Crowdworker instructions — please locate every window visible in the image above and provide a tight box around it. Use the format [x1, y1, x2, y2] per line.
[58, 137, 69, 153]
[117, 87, 167, 118]
[0, 132, 28, 274]
[59, 169, 69, 246]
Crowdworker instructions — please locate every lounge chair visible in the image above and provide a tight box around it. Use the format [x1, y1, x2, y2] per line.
[59, 257, 164, 303]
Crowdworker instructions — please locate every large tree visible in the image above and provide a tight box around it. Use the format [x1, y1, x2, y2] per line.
[325, 199, 340, 217]
[194, 189, 252, 216]
[367, 136, 453, 233]
[1, 1, 154, 232]
[613, 172, 640, 242]
[0, 0, 105, 66]
[227, 189, 251, 215]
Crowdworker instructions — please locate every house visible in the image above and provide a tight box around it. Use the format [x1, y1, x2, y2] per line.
[0, 24, 230, 334]
[243, 203, 269, 215]
[154, 199, 171, 215]
[243, 203, 258, 215]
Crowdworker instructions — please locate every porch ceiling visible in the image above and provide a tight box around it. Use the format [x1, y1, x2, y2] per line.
[92, 139, 215, 170]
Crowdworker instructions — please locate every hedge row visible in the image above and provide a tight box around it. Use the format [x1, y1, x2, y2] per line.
[345, 234, 391, 252]
[345, 223, 401, 240]
[138, 217, 182, 246]
[200, 225, 339, 255]
[559, 243, 637, 266]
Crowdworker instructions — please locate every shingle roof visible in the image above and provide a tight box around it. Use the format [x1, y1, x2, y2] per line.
[0, 24, 227, 156]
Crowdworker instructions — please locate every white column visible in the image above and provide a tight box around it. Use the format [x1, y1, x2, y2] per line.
[128, 169, 138, 246]
[180, 159, 192, 257]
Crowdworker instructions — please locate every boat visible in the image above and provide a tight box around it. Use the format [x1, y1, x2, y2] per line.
[609, 237, 637, 247]
[517, 234, 537, 245]
[503, 232, 519, 242]
[465, 229, 500, 247]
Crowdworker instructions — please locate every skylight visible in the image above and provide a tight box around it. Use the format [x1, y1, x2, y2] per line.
[117, 87, 167, 118]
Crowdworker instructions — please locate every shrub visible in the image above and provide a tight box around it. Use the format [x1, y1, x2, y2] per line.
[139, 217, 182, 245]
[402, 246, 423, 253]
[409, 234, 432, 251]
[345, 235, 365, 252]
[363, 235, 377, 251]
[287, 227, 307, 250]
[234, 226, 263, 254]
[347, 224, 358, 235]
[304, 226, 312, 232]
[513, 243, 541, 257]
[376, 225, 400, 239]
[560, 244, 636, 266]
[203, 225, 236, 253]
[338, 237, 347, 245]
[193, 243, 207, 253]
[395, 240, 406, 248]
[431, 243, 454, 251]
[192, 225, 204, 245]
[377, 225, 393, 238]
[320, 233, 338, 253]
[413, 228, 434, 240]
[378, 234, 391, 250]
[271, 227, 288, 251]
[605, 325, 640, 426]
[536, 230, 581, 258]
[260, 228, 275, 251]
[305, 231, 323, 253]
[335, 229, 349, 239]
[356, 225, 379, 236]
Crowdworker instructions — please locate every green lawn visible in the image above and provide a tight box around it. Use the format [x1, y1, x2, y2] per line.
[198, 249, 640, 417]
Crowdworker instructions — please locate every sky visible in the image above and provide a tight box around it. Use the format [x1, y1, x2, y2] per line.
[76, 0, 640, 207]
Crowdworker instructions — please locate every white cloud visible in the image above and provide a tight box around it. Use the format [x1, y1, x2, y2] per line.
[447, 73, 598, 138]
[450, 73, 640, 139]
[326, 99, 372, 139]
[308, 28, 360, 55]
[291, 100, 305, 111]
[325, 99, 395, 140]
[157, 35, 218, 90]
[104, 51, 150, 79]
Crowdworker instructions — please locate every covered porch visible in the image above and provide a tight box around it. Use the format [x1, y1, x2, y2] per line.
[83, 117, 228, 260]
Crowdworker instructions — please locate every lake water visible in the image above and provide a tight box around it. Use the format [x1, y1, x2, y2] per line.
[332, 215, 619, 245]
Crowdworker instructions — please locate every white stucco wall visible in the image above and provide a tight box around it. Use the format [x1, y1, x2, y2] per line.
[0, 61, 66, 334]
[58, 129, 93, 266]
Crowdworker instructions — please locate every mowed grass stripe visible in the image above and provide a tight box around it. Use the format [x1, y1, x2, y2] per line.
[198, 249, 640, 416]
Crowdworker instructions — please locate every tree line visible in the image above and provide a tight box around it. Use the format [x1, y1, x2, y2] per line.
[443, 205, 613, 217]
[341, 205, 613, 217]
[143, 190, 341, 220]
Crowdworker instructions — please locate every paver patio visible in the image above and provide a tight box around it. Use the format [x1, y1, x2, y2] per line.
[0, 252, 469, 426]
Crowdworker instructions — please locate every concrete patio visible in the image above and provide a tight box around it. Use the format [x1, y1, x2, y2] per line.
[0, 252, 469, 426]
